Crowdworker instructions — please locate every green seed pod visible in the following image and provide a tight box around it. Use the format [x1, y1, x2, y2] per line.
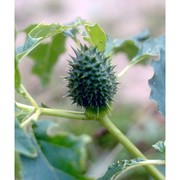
[66, 45, 118, 119]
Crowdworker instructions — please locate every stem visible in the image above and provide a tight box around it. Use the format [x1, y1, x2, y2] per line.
[138, 160, 165, 165]
[117, 62, 135, 78]
[41, 108, 87, 120]
[21, 109, 36, 123]
[99, 116, 165, 180]
[20, 85, 39, 109]
[17, 102, 165, 179]
[116, 160, 165, 179]
[16, 102, 89, 127]
[16, 102, 35, 111]
[21, 109, 41, 128]
[16, 102, 87, 120]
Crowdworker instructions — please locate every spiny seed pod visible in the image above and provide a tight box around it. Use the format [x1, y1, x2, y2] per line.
[66, 44, 118, 119]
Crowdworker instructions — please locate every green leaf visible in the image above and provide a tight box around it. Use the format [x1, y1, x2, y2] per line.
[135, 29, 150, 41]
[28, 23, 65, 39]
[105, 37, 139, 59]
[117, 35, 165, 78]
[98, 158, 145, 180]
[31, 120, 91, 179]
[16, 23, 67, 61]
[28, 33, 66, 85]
[148, 48, 165, 116]
[84, 24, 107, 51]
[16, 35, 41, 61]
[132, 38, 159, 64]
[15, 21, 88, 84]
[154, 35, 165, 50]
[64, 28, 79, 42]
[15, 103, 34, 123]
[106, 35, 164, 66]
[15, 119, 37, 158]
[15, 153, 22, 180]
[131, 35, 165, 64]
[104, 30, 151, 59]
[15, 58, 21, 93]
[20, 141, 77, 180]
[98, 158, 165, 180]
[152, 141, 165, 153]
[23, 24, 38, 34]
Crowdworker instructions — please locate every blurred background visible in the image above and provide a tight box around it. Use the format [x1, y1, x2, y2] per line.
[15, 0, 165, 179]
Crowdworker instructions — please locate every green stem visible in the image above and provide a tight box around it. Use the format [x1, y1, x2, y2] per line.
[16, 102, 165, 179]
[120, 160, 165, 179]
[21, 109, 36, 123]
[116, 160, 165, 179]
[20, 85, 39, 109]
[99, 116, 165, 180]
[21, 109, 41, 128]
[16, 102, 35, 111]
[40, 107, 87, 120]
[16, 102, 88, 127]
[117, 62, 136, 78]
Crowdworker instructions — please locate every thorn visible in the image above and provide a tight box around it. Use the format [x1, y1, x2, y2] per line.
[84, 44, 88, 51]
[80, 43, 84, 50]
[71, 46, 79, 56]
[69, 55, 75, 60]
